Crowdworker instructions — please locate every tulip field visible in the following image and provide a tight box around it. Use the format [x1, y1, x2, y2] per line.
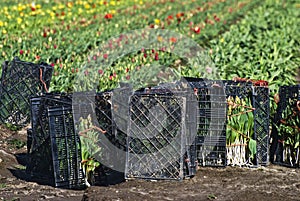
[1, 0, 300, 200]
[0, 0, 298, 93]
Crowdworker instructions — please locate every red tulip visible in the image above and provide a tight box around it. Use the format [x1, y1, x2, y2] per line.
[155, 52, 159, 61]
[194, 27, 201, 34]
[104, 13, 113, 19]
[19, 50, 24, 55]
[170, 37, 177, 43]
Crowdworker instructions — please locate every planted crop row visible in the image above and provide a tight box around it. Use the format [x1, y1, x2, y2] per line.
[0, 0, 262, 92]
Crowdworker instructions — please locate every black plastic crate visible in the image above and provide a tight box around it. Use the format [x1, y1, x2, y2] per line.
[125, 85, 197, 180]
[29, 93, 72, 153]
[186, 78, 227, 167]
[224, 80, 269, 166]
[26, 93, 85, 189]
[48, 106, 85, 189]
[72, 87, 131, 185]
[270, 85, 300, 168]
[253, 86, 270, 165]
[0, 57, 53, 127]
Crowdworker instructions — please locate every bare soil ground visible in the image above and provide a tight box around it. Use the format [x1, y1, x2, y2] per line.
[0, 125, 300, 201]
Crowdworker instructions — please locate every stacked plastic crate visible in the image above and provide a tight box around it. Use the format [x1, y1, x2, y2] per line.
[270, 85, 300, 167]
[186, 78, 227, 167]
[125, 82, 198, 180]
[72, 88, 131, 186]
[224, 80, 269, 166]
[27, 93, 85, 189]
[0, 57, 53, 127]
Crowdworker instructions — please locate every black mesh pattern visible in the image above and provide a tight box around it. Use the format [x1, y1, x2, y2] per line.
[224, 80, 269, 166]
[27, 93, 85, 189]
[271, 85, 300, 168]
[187, 78, 227, 167]
[0, 57, 53, 127]
[125, 87, 196, 180]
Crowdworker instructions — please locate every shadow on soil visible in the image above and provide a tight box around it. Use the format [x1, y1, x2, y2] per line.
[9, 153, 125, 188]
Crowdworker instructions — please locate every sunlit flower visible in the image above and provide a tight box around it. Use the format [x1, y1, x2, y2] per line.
[154, 19, 160, 25]
[19, 50, 24, 55]
[170, 37, 177, 43]
[104, 13, 113, 19]
[67, 2, 73, 8]
[84, 3, 91, 9]
[194, 27, 201, 34]
[155, 52, 159, 61]
[176, 12, 184, 18]
[110, 1, 116, 6]
[214, 15, 220, 22]
[157, 36, 163, 42]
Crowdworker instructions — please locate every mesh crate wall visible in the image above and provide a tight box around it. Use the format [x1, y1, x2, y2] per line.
[48, 106, 85, 189]
[270, 85, 300, 167]
[125, 87, 197, 180]
[27, 93, 85, 189]
[253, 86, 270, 165]
[186, 78, 227, 167]
[72, 88, 131, 185]
[26, 93, 72, 182]
[0, 57, 53, 126]
[224, 81, 269, 166]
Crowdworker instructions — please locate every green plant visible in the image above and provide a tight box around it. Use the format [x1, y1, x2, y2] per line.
[8, 138, 26, 149]
[226, 96, 256, 166]
[0, 183, 6, 188]
[78, 115, 104, 187]
[210, 1, 300, 124]
[278, 99, 300, 166]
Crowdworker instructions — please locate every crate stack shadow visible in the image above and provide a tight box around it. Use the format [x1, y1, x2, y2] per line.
[270, 85, 300, 168]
